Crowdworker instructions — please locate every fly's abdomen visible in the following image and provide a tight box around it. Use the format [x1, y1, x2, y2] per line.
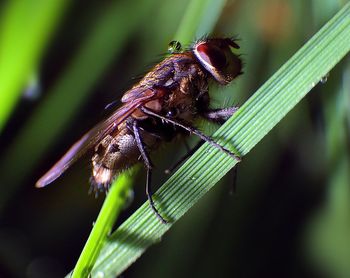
[91, 129, 140, 189]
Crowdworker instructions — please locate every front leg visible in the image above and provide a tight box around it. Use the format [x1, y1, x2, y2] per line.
[202, 106, 240, 193]
[201, 106, 239, 124]
[141, 106, 241, 161]
[132, 120, 168, 224]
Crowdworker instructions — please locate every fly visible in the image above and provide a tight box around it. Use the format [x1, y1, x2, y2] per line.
[36, 37, 243, 223]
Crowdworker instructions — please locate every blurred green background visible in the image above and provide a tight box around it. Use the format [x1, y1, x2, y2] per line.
[0, 0, 349, 277]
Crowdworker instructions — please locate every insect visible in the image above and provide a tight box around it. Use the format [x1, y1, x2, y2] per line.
[36, 37, 243, 223]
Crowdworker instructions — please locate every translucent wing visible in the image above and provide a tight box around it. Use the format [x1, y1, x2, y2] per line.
[36, 88, 160, 188]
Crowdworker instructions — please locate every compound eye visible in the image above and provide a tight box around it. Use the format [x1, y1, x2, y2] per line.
[166, 107, 179, 118]
[195, 43, 227, 70]
[193, 38, 242, 84]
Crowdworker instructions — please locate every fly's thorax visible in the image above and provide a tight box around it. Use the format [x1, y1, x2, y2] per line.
[162, 71, 209, 123]
[131, 98, 164, 120]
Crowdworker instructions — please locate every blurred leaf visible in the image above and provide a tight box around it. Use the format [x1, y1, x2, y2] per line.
[0, 0, 69, 131]
[174, 0, 227, 42]
[305, 53, 350, 278]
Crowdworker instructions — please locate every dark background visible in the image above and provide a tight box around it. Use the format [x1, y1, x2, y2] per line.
[0, 0, 349, 277]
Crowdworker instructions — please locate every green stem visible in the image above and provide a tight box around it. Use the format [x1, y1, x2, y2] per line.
[71, 171, 135, 278]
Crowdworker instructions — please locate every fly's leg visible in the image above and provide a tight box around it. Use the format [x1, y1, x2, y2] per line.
[164, 105, 239, 174]
[202, 106, 240, 193]
[132, 120, 168, 224]
[141, 107, 241, 161]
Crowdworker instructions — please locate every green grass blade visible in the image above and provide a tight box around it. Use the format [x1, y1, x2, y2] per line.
[0, 0, 69, 131]
[85, 3, 350, 277]
[71, 171, 135, 278]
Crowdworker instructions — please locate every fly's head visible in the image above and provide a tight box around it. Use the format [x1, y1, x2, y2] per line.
[193, 38, 242, 85]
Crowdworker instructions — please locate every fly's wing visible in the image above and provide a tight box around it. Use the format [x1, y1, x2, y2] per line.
[36, 88, 160, 188]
